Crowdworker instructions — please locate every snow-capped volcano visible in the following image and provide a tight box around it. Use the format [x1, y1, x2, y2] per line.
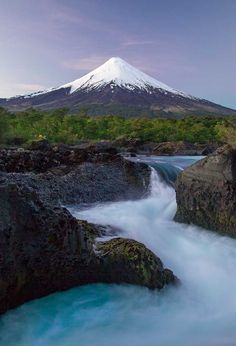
[59, 57, 188, 96]
[0, 57, 235, 117]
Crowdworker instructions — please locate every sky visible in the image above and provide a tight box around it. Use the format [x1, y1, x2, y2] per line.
[0, 0, 235, 109]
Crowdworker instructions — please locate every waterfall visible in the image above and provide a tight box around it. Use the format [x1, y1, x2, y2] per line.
[149, 167, 175, 199]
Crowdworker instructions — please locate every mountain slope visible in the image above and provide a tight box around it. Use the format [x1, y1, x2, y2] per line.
[0, 57, 235, 117]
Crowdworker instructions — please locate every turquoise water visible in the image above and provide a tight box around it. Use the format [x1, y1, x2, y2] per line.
[1, 156, 236, 346]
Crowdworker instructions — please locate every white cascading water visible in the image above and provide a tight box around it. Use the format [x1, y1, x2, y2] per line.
[1, 157, 236, 346]
[150, 167, 173, 197]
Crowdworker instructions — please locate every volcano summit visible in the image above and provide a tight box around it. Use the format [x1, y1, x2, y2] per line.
[1, 57, 235, 117]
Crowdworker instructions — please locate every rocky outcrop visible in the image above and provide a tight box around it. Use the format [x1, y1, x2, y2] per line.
[0, 141, 150, 204]
[0, 180, 176, 314]
[174, 145, 236, 236]
[0, 140, 118, 173]
[96, 238, 176, 289]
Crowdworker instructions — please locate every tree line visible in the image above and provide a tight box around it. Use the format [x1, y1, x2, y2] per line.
[0, 107, 235, 146]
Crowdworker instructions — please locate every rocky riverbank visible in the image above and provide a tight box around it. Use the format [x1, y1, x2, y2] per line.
[175, 145, 236, 237]
[0, 139, 219, 163]
[0, 141, 176, 314]
[111, 139, 219, 156]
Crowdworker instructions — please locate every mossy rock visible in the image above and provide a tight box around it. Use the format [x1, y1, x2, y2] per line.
[96, 237, 177, 289]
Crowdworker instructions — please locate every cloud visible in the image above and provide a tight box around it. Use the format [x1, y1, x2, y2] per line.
[0, 83, 48, 98]
[15, 83, 47, 92]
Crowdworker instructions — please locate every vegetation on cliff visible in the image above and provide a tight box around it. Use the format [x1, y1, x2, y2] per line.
[215, 120, 236, 149]
[0, 107, 235, 146]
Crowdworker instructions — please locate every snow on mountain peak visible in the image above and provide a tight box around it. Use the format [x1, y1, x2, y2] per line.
[60, 57, 189, 96]
[11, 57, 193, 100]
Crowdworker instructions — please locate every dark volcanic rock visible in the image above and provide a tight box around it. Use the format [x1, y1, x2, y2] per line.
[0, 144, 150, 204]
[174, 145, 236, 236]
[0, 141, 118, 173]
[0, 181, 96, 314]
[0, 181, 176, 314]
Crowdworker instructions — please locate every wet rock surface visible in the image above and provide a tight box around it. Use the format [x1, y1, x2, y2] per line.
[175, 145, 236, 236]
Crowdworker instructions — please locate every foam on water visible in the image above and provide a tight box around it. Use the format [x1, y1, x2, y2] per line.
[1, 156, 236, 346]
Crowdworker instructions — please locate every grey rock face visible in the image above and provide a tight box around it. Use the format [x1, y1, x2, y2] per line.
[174, 145, 236, 236]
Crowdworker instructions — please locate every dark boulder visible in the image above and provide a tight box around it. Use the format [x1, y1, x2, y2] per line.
[0, 181, 95, 314]
[27, 139, 52, 151]
[174, 145, 236, 236]
[96, 238, 176, 289]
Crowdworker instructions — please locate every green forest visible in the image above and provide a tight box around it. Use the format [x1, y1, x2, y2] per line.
[0, 107, 235, 146]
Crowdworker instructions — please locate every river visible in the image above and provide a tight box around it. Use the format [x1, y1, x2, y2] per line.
[1, 156, 236, 346]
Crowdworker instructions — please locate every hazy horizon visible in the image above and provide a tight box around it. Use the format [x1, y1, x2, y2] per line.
[0, 0, 235, 109]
